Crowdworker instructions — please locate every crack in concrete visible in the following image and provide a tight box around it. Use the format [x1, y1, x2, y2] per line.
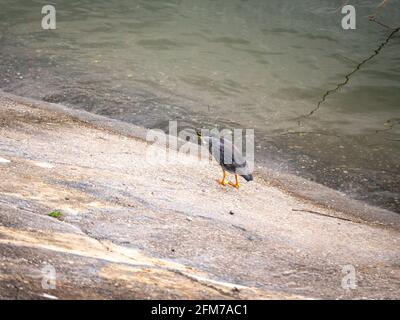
[168, 268, 240, 298]
[292, 208, 355, 223]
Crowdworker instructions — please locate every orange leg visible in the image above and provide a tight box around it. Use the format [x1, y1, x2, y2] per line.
[229, 173, 240, 189]
[216, 169, 228, 186]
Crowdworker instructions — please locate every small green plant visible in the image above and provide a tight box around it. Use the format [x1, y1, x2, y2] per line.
[48, 210, 63, 220]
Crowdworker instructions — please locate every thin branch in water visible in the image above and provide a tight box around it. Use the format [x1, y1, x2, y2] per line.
[369, 17, 393, 30]
[368, 0, 390, 20]
[298, 19, 400, 121]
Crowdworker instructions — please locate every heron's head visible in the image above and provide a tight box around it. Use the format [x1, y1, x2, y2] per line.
[195, 128, 207, 145]
[195, 129, 202, 138]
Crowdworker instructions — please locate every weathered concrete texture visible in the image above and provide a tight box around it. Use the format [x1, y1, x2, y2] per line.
[0, 92, 399, 299]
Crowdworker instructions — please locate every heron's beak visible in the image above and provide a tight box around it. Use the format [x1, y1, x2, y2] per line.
[195, 129, 203, 145]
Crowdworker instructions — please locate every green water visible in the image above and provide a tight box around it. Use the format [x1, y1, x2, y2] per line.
[0, 0, 399, 211]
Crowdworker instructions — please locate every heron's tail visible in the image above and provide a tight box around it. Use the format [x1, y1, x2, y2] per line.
[241, 174, 253, 182]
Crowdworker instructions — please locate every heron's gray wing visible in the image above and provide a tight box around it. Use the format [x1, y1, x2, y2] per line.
[231, 143, 252, 176]
[205, 136, 251, 175]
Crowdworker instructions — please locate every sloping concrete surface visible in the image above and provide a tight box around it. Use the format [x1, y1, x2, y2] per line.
[0, 92, 399, 299]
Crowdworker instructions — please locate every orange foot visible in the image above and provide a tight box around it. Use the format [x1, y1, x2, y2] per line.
[216, 179, 228, 186]
[229, 182, 240, 189]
